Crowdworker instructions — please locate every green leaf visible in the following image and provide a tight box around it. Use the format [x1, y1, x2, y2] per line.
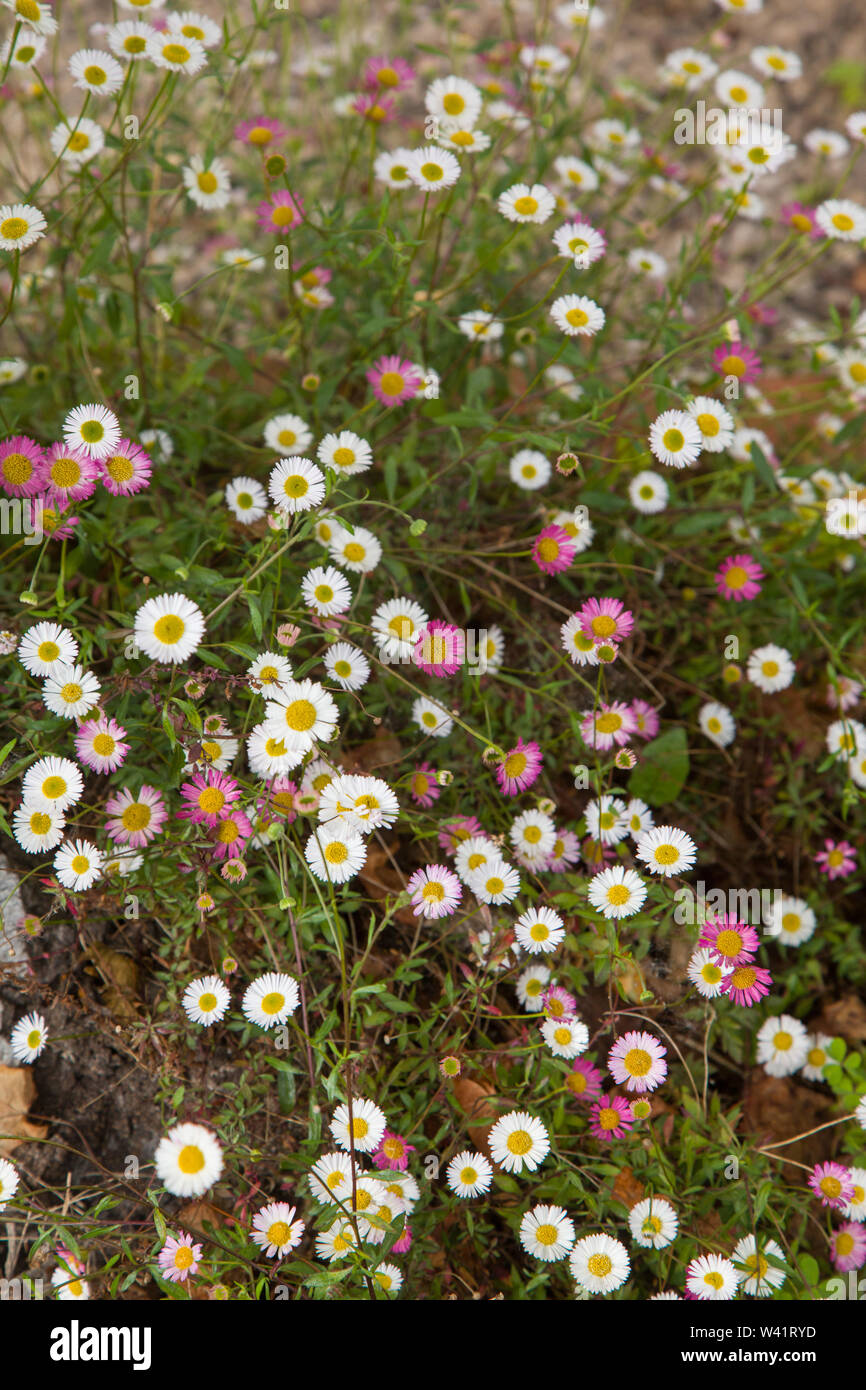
[628, 726, 690, 806]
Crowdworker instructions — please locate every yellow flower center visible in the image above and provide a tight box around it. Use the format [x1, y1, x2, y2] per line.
[587, 1253, 613, 1278]
[506, 1129, 532, 1155]
[2, 452, 32, 483]
[197, 787, 226, 814]
[565, 307, 589, 327]
[153, 614, 185, 645]
[325, 841, 348, 864]
[1, 217, 28, 240]
[51, 457, 82, 488]
[442, 93, 464, 115]
[162, 43, 191, 63]
[283, 698, 316, 731]
[261, 992, 285, 1015]
[513, 195, 539, 216]
[177, 1144, 205, 1174]
[624, 1047, 651, 1076]
[121, 803, 151, 831]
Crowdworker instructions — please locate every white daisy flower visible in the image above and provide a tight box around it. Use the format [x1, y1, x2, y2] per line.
[686, 1253, 740, 1300]
[550, 294, 605, 337]
[316, 430, 373, 478]
[800, 1033, 834, 1083]
[134, 593, 206, 664]
[763, 894, 816, 947]
[435, 124, 491, 154]
[182, 975, 230, 1026]
[328, 525, 382, 574]
[246, 651, 294, 694]
[154, 1122, 223, 1197]
[318, 773, 399, 834]
[498, 182, 556, 224]
[41, 663, 100, 720]
[553, 155, 599, 191]
[553, 220, 607, 269]
[687, 947, 731, 999]
[714, 69, 764, 108]
[2, 0, 58, 36]
[263, 678, 339, 754]
[732, 1235, 786, 1296]
[371, 596, 429, 661]
[509, 448, 550, 491]
[746, 644, 795, 693]
[242, 972, 300, 1028]
[514, 906, 565, 955]
[815, 198, 866, 242]
[301, 564, 352, 617]
[146, 30, 207, 73]
[330, 1097, 387, 1154]
[628, 470, 669, 514]
[686, 396, 735, 453]
[856, 1096, 866, 1130]
[0, 1157, 20, 1208]
[520, 1204, 575, 1261]
[411, 695, 454, 738]
[587, 865, 647, 919]
[308, 1151, 355, 1205]
[805, 128, 849, 159]
[22, 755, 83, 811]
[750, 45, 801, 80]
[516, 964, 551, 1011]
[225, 475, 268, 523]
[68, 48, 124, 95]
[264, 413, 312, 456]
[0, 202, 47, 252]
[62, 402, 121, 460]
[425, 75, 482, 127]
[585, 795, 629, 846]
[756, 1014, 810, 1076]
[445, 1149, 493, 1197]
[18, 622, 79, 677]
[541, 1015, 589, 1059]
[627, 247, 668, 278]
[10, 1010, 48, 1062]
[54, 838, 103, 891]
[510, 809, 556, 864]
[183, 154, 232, 209]
[699, 701, 736, 747]
[629, 1197, 678, 1249]
[827, 719, 866, 759]
[324, 641, 370, 690]
[0, 28, 46, 69]
[315, 1220, 359, 1261]
[844, 1168, 866, 1221]
[458, 308, 504, 340]
[635, 825, 697, 877]
[848, 750, 866, 789]
[167, 8, 222, 47]
[569, 1233, 630, 1294]
[468, 857, 521, 905]
[373, 148, 415, 188]
[12, 802, 66, 854]
[406, 146, 461, 192]
[106, 20, 156, 61]
[649, 410, 703, 469]
[268, 456, 326, 514]
[304, 823, 367, 884]
[489, 1110, 549, 1174]
[373, 1263, 403, 1294]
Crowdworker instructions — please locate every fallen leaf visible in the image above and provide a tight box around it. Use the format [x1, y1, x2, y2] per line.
[610, 1165, 644, 1209]
[89, 942, 139, 1021]
[814, 994, 866, 1043]
[0, 1065, 48, 1157]
[176, 1199, 224, 1235]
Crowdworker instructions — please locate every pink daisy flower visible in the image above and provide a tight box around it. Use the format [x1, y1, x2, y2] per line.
[234, 116, 289, 147]
[697, 915, 759, 967]
[608, 1030, 668, 1093]
[99, 439, 153, 496]
[211, 807, 253, 861]
[177, 769, 241, 827]
[629, 700, 660, 741]
[105, 784, 168, 847]
[532, 524, 576, 575]
[406, 864, 463, 919]
[567, 1056, 604, 1101]
[352, 92, 395, 123]
[826, 678, 862, 712]
[413, 619, 465, 676]
[546, 828, 581, 872]
[580, 701, 638, 750]
[589, 1094, 634, 1140]
[158, 1231, 202, 1284]
[720, 963, 773, 1007]
[542, 985, 578, 1019]
[781, 202, 823, 240]
[495, 737, 542, 796]
[392, 1223, 412, 1254]
[0, 435, 45, 498]
[256, 189, 305, 234]
[251, 1201, 305, 1258]
[409, 762, 440, 808]
[814, 838, 857, 880]
[258, 777, 299, 825]
[809, 1162, 855, 1211]
[363, 55, 415, 92]
[581, 836, 616, 875]
[37, 496, 80, 541]
[578, 596, 634, 646]
[366, 354, 422, 407]
[714, 553, 764, 602]
[42, 441, 99, 508]
[712, 341, 762, 384]
[221, 858, 247, 882]
[372, 1130, 415, 1171]
[438, 816, 483, 853]
[74, 715, 130, 773]
[830, 1222, 866, 1273]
